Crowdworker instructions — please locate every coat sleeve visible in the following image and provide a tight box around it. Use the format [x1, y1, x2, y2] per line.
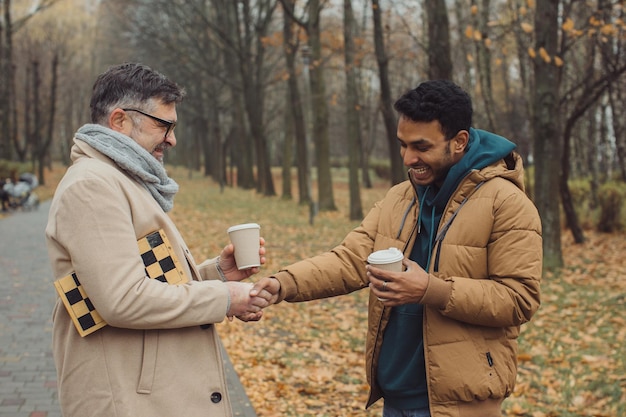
[274, 202, 384, 302]
[48, 174, 230, 329]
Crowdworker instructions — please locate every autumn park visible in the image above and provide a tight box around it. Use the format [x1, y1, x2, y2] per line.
[1, 0, 625, 416]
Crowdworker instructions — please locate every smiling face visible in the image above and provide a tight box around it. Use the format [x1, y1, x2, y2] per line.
[128, 103, 178, 163]
[397, 116, 468, 188]
[110, 101, 178, 163]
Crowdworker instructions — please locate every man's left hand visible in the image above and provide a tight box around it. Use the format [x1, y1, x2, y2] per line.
[219, 237, 266, 281]
[367, 258, 429, 306]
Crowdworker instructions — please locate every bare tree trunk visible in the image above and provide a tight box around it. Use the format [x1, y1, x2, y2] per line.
[209, 93, 224, 188]
[32, 60, 42, 173]
[38, 53, 58, 185]
[453, 0, 473, 88]
[343, 0, 362, 220]
[533, 0, 563, 270]
[600, 0, 626, 181]
[425, 0, 453, 80]
[371, 0, 405, 185]
[508, 0, 534, 137]
[217, 0, 255, 189]
[280, 0, 311, 204]
[308, 0, 336, 210]
[0, 0, 13, 160]
[609, 85, 625, 181]
[471, 0, 497, 132]
[238, 0, 276, 197]
[16, 61, 29, 162]
[281, 93, 293, 200]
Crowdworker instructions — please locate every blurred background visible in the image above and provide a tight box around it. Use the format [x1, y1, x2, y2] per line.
[1, 0, 625, 269]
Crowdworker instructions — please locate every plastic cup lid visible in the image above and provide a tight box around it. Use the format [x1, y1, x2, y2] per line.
[227, 223, 261, 233]
[367, 247, 403, 264]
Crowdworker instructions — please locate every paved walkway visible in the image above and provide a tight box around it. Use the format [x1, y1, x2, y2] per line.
[0, 201, 256, 417]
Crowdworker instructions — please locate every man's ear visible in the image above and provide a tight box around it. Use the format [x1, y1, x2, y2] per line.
[108, 108, 129, 134]
[453, 130, 470, 154]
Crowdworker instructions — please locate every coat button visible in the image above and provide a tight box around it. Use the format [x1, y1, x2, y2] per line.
[211, 392, 222, 403]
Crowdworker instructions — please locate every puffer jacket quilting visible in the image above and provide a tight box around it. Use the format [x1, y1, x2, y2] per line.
[274, 152, 542, 417]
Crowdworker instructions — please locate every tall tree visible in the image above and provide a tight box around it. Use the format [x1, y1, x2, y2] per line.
[281, 0, 311, 204]
[280, 0, 336, 211]
[0, 0, 12, 160]
[470, 0, 497, 132]
[307, 0, 335, 210]
[0, 0, 58, 161]
[34, 52, 58, 184]
[371, 0, 405, 185]
[343, 0, 363, 220]
[532, 0, 563, 270]
[235, 0, 277, 197]
[557, 0, 626, 243]
[215, 0, 256, 189]
[425, 0, 453, 80]
[281, 89, 294, 200]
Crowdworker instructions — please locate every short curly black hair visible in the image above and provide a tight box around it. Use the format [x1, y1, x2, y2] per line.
[393, 80, 472, 140]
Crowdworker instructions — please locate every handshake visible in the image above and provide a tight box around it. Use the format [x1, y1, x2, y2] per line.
[219, 234, 428, 322]
[216, 235, 280, 322]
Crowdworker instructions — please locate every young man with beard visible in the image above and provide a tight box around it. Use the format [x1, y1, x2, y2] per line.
[252, 79, 542, 416]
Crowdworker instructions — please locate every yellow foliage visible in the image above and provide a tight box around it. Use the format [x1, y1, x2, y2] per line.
[521, 22, 533, 34]
[589, 16, 602, 27]
[495, 58, 502, 66]
[526, 0, 535, 9]
[539, 47, 551, 63]
[467, 53, 474, 63]
[465, 25, 474, 39]
[562, 18, 575, 32]
[471, 5, 478, 15]
[474, 30, 483, 41]
[600, 24, 617, 36]
[484, 38, 492, 48]
[519, 6, 528, 17]
[554, 56, 564, 67]
[528, 47, 536, 59]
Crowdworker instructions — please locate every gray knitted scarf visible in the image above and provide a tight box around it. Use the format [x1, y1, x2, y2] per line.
[75, 124, 179, 212]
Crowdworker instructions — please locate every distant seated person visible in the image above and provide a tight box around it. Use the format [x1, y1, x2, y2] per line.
[1, 178, 10, 211]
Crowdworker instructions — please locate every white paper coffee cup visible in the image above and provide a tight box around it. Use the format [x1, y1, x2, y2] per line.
[368, 248, 403, 302]
[227, 223, 261, 270]
[367, 247, 403, 272]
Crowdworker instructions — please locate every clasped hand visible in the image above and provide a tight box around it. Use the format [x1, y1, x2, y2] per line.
[367, 258, 429, 306]
[218, 237, 277, 321]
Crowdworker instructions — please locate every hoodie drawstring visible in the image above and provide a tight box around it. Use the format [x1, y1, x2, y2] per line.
[425, 206, 436, 270]
[432, 181, 486, 272]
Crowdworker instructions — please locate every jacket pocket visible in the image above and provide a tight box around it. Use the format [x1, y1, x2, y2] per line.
[137, 330, 159, 394]
[484, 340, 516, 398]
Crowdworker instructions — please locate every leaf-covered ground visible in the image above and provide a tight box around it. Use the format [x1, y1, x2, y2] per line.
[40, 165, 626, 416]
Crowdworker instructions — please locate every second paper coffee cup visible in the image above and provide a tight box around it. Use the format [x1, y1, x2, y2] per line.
[367, 247, 403, 272]
[227, 223, 261, 270]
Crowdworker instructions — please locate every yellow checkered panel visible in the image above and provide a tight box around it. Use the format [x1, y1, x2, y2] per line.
[54, 230, 189, 337]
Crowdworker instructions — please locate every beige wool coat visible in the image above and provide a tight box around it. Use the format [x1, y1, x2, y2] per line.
[273, 152, 542, 417]
[46, 140, 234, 417]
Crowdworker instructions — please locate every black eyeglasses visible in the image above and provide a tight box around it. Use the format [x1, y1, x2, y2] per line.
[123, 108, 176, 139]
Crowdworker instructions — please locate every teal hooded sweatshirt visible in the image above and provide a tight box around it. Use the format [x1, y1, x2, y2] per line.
[376, 128, 516, 410]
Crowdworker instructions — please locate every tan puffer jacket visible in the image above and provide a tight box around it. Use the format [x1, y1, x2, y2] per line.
[274, 152, 542, 417]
